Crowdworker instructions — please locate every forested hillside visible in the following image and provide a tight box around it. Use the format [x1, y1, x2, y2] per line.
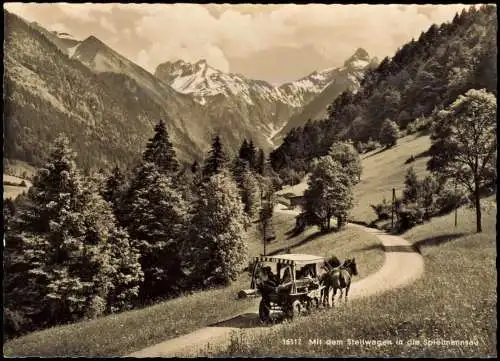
[3, 11, 204, 172]
[270, 5, 497, 173]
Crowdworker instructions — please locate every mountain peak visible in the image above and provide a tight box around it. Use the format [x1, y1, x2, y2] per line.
[83, 35, 102, 44]
[353, 47, 369, 59]
[343, 48, 371, 70]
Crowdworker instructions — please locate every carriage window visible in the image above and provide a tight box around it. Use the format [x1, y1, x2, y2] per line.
[296, 264, 316, 279]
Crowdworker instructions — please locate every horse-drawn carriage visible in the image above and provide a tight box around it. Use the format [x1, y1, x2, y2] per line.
[246, 254, 336, 323]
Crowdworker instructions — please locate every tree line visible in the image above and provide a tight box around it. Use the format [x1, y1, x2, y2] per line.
[4, 120, 279, 339]
[371, 89, 496, 233]
[270, 5, 497, 175]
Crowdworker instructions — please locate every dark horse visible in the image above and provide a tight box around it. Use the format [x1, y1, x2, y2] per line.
[320, 258, 358, 307]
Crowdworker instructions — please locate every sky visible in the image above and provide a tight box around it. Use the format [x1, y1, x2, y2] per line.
[4, 3, 473, 85]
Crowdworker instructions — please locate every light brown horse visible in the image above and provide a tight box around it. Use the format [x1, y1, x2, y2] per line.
[320, 258, 358, 307]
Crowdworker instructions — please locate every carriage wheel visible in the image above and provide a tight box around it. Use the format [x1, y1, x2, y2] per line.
[259, 300, 270, 324]
[291, 300, 303, 319]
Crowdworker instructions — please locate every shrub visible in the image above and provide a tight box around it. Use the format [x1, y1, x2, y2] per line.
[370, 198, 392, 220]
[364, 139, 381, 152]
[379, 119, 400, 148]
[4, 308, 32, 340]
[406, 121, 418, 135]
[435, 180, 469, 215]
[406, 117, 432, 135]
[396, 203, 424, 231]
[354, 141, 366, 154]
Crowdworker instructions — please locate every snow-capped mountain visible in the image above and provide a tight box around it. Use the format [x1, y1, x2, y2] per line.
[273, 48, 379, 142]
[8, 12, 375, 169]
[155, 48, 377, 146]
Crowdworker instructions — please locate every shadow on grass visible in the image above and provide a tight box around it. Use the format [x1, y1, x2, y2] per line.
[208, 313, 262, 328]
[354, 232, 467, 255]
[354, 243, 419, 254]
[362, 147, 389, 159]
[414, 149, 430, 160]
[268, 229, 337, 256]
[412, 233, 467, 252]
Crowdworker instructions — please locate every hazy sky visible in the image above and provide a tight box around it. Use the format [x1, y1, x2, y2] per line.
[4, 3, 472, 85]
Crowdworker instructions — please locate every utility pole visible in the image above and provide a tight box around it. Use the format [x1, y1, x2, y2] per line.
[260, 194, 270, 256]
[391, 188, 396, 230]
[454, 178, 458, 227]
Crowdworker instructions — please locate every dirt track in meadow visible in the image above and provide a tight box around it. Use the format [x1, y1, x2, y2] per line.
[128, 206, 424, 357]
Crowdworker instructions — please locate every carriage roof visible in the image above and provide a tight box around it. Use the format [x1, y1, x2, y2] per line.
[254, 254, 325, 265]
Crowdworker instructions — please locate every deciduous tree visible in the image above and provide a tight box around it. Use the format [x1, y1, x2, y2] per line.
[427, 88, 496, 232]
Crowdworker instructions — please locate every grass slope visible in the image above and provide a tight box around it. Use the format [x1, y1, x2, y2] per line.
[3, 209, 385, 357]
[353, 134, 431, 224]
[3, 174, 32, 200]
[200, 197, 497, 357]
[275, 135, 432, 225]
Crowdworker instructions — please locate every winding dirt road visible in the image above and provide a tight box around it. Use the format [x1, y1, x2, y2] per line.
[129, 207, 424, 357]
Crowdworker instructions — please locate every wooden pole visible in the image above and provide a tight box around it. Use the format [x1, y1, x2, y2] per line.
[262, 221, 267, 256]
[454, 179, 458, 227]
[391, 188, 396, 230]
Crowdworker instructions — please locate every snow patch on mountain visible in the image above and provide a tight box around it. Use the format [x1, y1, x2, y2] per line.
[155, 57, 348, 108]
[67, 44, 80, 58]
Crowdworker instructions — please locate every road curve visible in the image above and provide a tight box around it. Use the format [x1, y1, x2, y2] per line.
[128, 208, 424, 357]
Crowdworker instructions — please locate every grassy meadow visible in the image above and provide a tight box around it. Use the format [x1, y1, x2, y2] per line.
[352, 134, 432, 224]
[275, 135, 432, 225]
[200, 196, 497, 357]
[3, 174, 32, 200]
[3, 206, 385, 357]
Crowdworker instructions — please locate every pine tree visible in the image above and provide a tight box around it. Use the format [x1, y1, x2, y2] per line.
[191, 160, 199, 174]
[256, 149, 266, 176]
[247, 139, 257, 170]
[143, 119, 179, 175]
[238, 139, 249, 162]
[4, 135, 143, 334]
[240, 168, 261, 219]
[105, 227, 144, 313]
[103, 165, 126, 214]
[125, 162, 188, 299]
[202, 135, 229, 179]
[184, 173, 248, 286]
[403, 167, 421, 204]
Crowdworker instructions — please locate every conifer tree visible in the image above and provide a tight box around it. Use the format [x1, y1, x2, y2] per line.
[184, 173, 248, 286]
[202, 135, 229, 179]
[103, 165, 126, 214]
[238, 139, 249, 162]
[247, 139, 257, 170]
[4, 135, 143, 333]
[125, 162, 188, 299]
[191, 160, 199, 174]
[143, 119, 179, 175]
[256, 149, 266, 176]
[403, 167, 421, 204]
